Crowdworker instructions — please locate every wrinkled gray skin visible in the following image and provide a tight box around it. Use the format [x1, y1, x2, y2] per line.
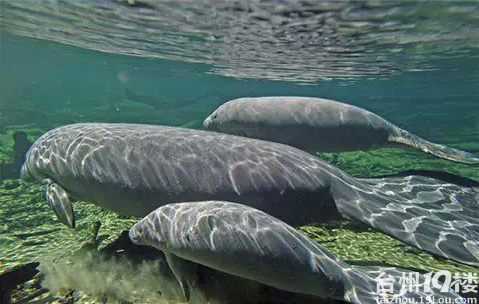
[21, 123, 479, 266]
[203, 96, 479, 165]
[130, 201, 463, 303]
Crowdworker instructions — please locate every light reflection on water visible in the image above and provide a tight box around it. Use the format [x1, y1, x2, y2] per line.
[1, 0, 478, 82]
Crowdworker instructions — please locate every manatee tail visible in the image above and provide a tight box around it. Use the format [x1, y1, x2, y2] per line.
[331, 171, 479, 267]
[343, 266, 463, 304]
[388, 127, 479, 165]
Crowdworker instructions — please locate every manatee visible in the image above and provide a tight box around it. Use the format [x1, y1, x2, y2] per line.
[21, 123, 479, 266]
[129, 201, 463, 303]
[203, 96, 479, 165]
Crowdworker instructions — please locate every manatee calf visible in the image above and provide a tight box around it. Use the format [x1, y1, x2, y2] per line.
[203, 96, 479, 165]
[129, 201, 462, 303]
[21, 123, 479, 266]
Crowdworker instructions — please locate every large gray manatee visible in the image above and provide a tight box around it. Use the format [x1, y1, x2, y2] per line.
[129, 201, 463, 303]
[21, 123, 479, 266]
[203, 96, 479, 165]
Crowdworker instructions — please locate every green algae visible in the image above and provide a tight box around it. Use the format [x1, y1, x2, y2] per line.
[0, 180, 137, 265]
[1, 176, 477, 303]
[0, 126, 45, 165]
[316, 148, 478, 180]
[299, 223, 478, 275]
[0, 180, 322, 304]
[0, 122, 477, 303]
[0, 180, 142, 303]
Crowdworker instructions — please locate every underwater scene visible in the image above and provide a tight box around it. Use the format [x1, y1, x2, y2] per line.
[0, 1, 478, 304]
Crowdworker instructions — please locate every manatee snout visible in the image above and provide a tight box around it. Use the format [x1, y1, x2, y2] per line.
[20, 164, 32, 181]
[128, 224, 144, 245]
[203, 116, 212, 128]
[203, 111, 219, 130]
[129, 220, 166, 250]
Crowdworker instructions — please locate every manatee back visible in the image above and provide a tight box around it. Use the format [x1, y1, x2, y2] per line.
[206, 97, 394, 152]
[22, 123, 340, 223]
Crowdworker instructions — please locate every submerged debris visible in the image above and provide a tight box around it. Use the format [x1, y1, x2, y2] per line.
[0, 261, 40, 303]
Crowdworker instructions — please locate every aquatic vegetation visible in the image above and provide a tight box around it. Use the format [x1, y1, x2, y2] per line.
[316, 149, 478, 181]
[0, 128, 39, 164]
[299, 223, 479, 275]
[1, 179, 477, 303]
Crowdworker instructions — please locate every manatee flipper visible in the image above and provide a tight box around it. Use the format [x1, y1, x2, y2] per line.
[389, 127, 479, 165]
[44, 179, 75, 228]
[332, 174, 479, 266]
[165, 251, 199, 301]
[345, 266, 463, 304]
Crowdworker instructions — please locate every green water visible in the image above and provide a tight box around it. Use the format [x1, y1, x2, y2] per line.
[1, 5, 478, 303]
